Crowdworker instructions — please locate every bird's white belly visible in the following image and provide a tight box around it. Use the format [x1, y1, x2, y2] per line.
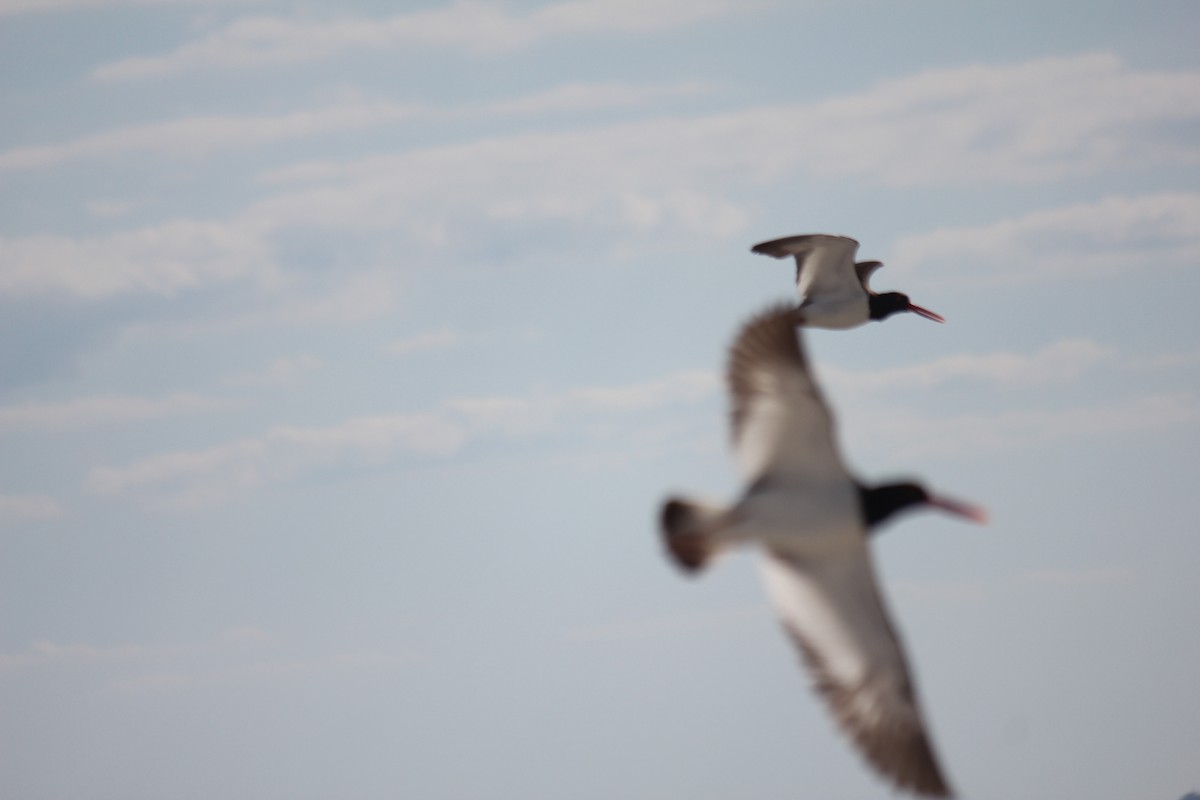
[736, 481, 862, 554]
[798, 293, 869, 329]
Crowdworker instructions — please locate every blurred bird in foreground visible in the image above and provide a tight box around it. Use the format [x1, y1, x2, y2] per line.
[659, 304, 985, 797]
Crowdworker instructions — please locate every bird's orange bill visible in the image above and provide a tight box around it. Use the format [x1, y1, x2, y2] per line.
[907, 302, 946, 323]
[927, 495, 988, 524]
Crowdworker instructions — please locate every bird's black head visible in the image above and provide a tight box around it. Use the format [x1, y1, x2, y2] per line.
[858, 481, 988, 530]
[867, 292, 946, 323]
[868, 292, 913, 321]
[859, 481, 928, 526]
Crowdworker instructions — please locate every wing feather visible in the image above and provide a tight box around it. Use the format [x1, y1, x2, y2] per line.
[750, 234, 861, 298]
[761, 547, 953, 797]
[726, 304, 843, 482]
[854, 260, 885, 293]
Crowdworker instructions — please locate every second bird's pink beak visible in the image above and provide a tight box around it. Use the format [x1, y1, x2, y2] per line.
[927, 494, 989, 524]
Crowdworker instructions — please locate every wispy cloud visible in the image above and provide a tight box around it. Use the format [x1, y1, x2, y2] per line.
[0, 627, 269, 672]
[240, 55, 1200, 253]
[385, 328, 464, 356]
[0, 102, 424, 172]
[225, 355, 321, 387]
[847, 392, 1200, 460]
[820, 338, 1114, 395]
[0, 494, 64, 522]
[1018, 567, 1136, 587]
[91, 0, 755, 80]
[1135, 348, 1200, 370]
[0, 0, 258, 16]
[84, 199, 133, 218]
[108, 650, 409, 692]
[80, 335, 1200, 508]
[890, 192, 1200, 286]
[0, 82, 715, 172]
[9, 56, 1199, 303]
[564, 605, 765, 644]
[0, 392, 243, 432]
[446, 370, 718, 436]
[0, 627, 407, 693]
[86, 413, 466, 509]
[87, 369, 718, 508]
[890, 567, 1138, 605]
[0, 220, 278, 299]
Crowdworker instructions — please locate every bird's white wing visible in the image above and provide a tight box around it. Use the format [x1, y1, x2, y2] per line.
[760, 545, 952, 797]
[751, 234, 862, 301]
[854, 260, 885, 293]
[726, 304, 844, 483]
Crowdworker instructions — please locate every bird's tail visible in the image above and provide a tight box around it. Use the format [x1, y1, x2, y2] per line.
[659, 497, 731, 574]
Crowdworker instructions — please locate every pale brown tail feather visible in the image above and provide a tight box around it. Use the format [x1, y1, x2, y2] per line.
[659, 497, 729, 574]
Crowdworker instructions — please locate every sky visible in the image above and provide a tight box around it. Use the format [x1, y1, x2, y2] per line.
[1, 0, 1199, 798]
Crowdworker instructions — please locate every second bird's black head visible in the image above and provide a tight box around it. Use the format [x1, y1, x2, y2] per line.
[858, 481, 988, 530]
[858, 482, 930, 526]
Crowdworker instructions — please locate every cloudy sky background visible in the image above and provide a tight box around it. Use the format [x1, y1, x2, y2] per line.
[2, 1, 1199, 798]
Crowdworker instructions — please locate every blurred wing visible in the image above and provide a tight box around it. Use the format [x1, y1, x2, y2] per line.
[854, 260, 885, 293]
[751, 234, 861, 301]
[726, 304, 843, 482]
[760, 547, 953, 797]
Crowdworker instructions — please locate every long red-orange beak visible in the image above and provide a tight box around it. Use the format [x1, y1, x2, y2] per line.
[908, 302, 946, 323]
[927, 494, 988, 524]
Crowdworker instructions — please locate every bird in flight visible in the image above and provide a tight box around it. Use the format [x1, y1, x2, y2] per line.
[751, 234, 944, 329]
[659, 303, 985, 797]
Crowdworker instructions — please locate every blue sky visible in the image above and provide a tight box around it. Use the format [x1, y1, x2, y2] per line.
[2, 1, 1199, 798]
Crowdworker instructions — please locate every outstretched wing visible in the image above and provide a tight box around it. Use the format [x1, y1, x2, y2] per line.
[760, 546, 953, 797]
[751, 234, 861, 301]
[726, 303, 844, 483]
[854, 260, 885, 294]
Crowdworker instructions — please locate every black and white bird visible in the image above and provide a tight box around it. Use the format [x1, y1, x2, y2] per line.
[659, 304, 985, 797]
[751, 234, 944, 328]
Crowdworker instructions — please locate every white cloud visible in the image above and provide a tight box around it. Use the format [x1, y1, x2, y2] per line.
[890, 192, 1200, 285]
[446, 369, 718, 436]
[480, 80, 715, 115]
[847, 392, 1200, 460]
[0, 494, 64, 521]
[820, 338, 1115, 395]
[0, 640, 158, 670]
[0, 627, 268, 671]
[11, 56, 1200, 304]
[1136, 348, 1200, 370]
[115, 271, 400, 338]
[562, 370, 717, 412]
[385, 328, 464, 355]
[108, 650, 408, 692]
[88, 368, 718, 508]
[84, 199, 133, 218]
[241, 55, 1200, 253]
[0, 82, 713, 172]
[0, 220, 278, 299]
[0, 392, 243, 432]
[91, 0, 755, 80]
[564, 605, 764, 644]
[226, 355, 321, 387]
[1019, 567, 1136, 587]
[242, 271, 398, 326]
[0, 0, 257, 16]
[86, 413, 468, 509]
[0, 101, 425, 172]
[890, 567, 1137, 606]
[0, 627, 398, 692]
[84, 338, 1199, 508]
